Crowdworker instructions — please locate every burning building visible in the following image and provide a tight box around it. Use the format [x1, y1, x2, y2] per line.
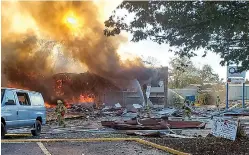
[1, 1, 161, 108]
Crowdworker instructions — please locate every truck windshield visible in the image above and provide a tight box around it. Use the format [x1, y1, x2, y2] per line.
[1, 89, 5, 102]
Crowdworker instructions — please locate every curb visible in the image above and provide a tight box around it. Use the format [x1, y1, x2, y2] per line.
[4, 134, 32, 137]
[1, 138, 190, 155]
[1, 138, 136, 143]
[134, 139, 191, 155]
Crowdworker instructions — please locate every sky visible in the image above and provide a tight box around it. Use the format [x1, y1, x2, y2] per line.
[118, 36, 249, 81]
[103, 0, 249, 81]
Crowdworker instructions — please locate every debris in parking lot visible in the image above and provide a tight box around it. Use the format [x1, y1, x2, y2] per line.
[132, 104, 143, 109]
[115, 103, 122, 108]
[101, 118, 206, 130]
[126, 131, 161, 137]
[44, 99, 249, 142]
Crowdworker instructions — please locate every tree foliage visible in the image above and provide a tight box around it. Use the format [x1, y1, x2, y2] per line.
[169, 57, 199, 88]
[199, 64, 220, 84]
[104, 1, 249, 71]
[168, 57, 220, 88]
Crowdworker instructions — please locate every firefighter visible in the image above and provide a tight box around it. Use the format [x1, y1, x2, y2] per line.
[216, 95, 221, 110]
[55, 99, 67, 127]
[182, 100, 192, 120]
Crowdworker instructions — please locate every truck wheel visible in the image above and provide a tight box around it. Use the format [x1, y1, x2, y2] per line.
[1, 122, 6, 139]
[31, 120, 42, 136]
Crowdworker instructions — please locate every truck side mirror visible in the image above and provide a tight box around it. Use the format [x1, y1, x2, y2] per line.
[5, 100, 15, 105]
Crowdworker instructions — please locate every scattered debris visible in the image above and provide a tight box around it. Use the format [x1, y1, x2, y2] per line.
[126, 131, 161, 137]
[101, 118, 206, 130]
[45, 100, 249, 141]
[115, 103, 122, 108]
[132, 104, 143, 109]
[152, 108, 177, 118]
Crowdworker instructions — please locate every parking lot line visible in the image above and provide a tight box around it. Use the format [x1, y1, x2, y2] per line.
[1, 138, 137, 143]
[5, 133, 32, 137]
[1, 138, 190, 155]
[37, 142, 52, 155]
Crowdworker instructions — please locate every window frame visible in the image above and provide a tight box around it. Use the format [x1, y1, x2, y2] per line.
[1, 89, 5, 103]
[16, 92, 31, 106]
[3, 90, 17, 106]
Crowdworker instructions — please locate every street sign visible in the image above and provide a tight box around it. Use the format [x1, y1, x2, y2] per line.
[211, 118, 238, 141]
[227, 66, 246, 78]
[227, 78, 245, 84]
[226, 66, 247, 109]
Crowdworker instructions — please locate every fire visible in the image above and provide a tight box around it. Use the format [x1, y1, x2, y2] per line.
[66, 16, 77, 25]
[45, 102, 56, 108]
[65, 103, 71, 109]
[64, 94, 94, 106]
[79, 94, 94, 103]
[54, 79, 64, 96]
[63, 11, 83, 34]
[45, 102, 71, 109]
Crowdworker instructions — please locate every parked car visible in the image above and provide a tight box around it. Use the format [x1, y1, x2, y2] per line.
[1, 87, 46, 138]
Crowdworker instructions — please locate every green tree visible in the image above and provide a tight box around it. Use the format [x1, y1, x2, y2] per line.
[199, 64, 219, 84]
[168, 57, 200, 88]
[104, 1, 249, 71]
[168, 57, 220, 88]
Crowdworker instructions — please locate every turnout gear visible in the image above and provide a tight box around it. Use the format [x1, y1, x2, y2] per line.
[183, 100, 192, 119]
[216, 95, 221, 110]
[55, 100, 67, 127]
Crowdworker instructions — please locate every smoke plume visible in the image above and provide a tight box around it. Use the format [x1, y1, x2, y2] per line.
[1, 1, 154, 103]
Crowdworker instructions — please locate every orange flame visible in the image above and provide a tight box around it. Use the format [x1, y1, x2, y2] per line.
[45, 102, 71, 109]
[45, 102, 56, 108]
[7, 82, 94, 109]
[65, 103, 71, 108]
[79, 94, 94, 103]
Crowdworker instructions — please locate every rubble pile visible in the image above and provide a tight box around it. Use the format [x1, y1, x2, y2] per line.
[46, 103, 100, 122]
[98, 102, 249, 140]
[101, 118, 206, 130]
[45, 100, 249, 141]
[67, 103, 104, 119]
[101, 104, 126, 116]
[46, 108, 57, 121]
[69, 103, 95, 113]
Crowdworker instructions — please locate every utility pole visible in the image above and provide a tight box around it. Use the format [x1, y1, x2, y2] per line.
[164, 67, 168, 107]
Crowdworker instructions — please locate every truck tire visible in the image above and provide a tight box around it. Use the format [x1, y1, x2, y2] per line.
[31, 120, 42, 136]
[1, 122, 6, 139]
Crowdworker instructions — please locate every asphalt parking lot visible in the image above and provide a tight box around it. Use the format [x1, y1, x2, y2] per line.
[2, 141, 170, 155]
[1, 119, 178, 155]
[2, 142, 44, 155]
